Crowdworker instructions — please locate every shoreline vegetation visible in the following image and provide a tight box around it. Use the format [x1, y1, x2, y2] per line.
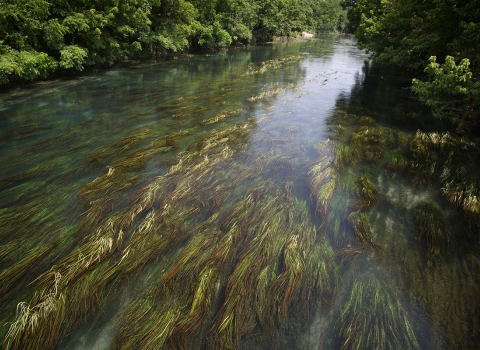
[1, 0, 478, 133]
[344, 0, 480, 133]
[0, 0, 348, 86]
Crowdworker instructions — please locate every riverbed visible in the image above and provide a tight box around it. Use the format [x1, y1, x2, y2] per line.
[1, 35, 479, 350]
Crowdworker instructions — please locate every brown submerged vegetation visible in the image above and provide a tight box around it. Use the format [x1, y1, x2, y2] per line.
[388, 236, 480, 349]
[409, 130, 480, 225]
[334, 276, 419, 350]
[1, 49, 480, 350]
[413, 200, 451, 264]
[0, 54, 338, 350]
[319, 109, 480, 349]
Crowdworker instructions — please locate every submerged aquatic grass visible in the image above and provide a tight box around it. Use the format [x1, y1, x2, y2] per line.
[1, 38, 479, 350]
[409, 130, 480, 227]
[389, 235, 480, 349]
[347, 211, 382, 250]
[335, 276, 419, 350]
[413, 200, 450, 263]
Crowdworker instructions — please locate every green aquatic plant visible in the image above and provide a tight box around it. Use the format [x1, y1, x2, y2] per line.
[408, 131, 441, 186]
[335, 276, 419, 350]
[390, 236, 480, 349]
[408, 131, 476, 187]
[2, 174, 173, 349]
[320, 196, 354, 247]
[199, 121, 254, 154]
[350, 125, 386, 163]
[106, 156, 325, 350]
[111, 300, 181, 350]
[386, 154, 408, 172]
[363, 144, 385, 163]
[300, 234, 336, 305]
[351, 125, 382, 149]
[313, 138, 334, 156]
[269, 234, 306, 324]
[0, 245, 54, 298]
[413, 200, 450, 263]
[247, 83, 297, 102]
[384, 129, 408, 150]
[82, 130, 156, 167]
[335, 243, 367, 263]
[347, 211, 371, 243]
[348, 211, 382, 250]
[408, 131, 480, 227]
[357, 116, 376, 126]
[208, 195, 327, 349]
[334, 145, 360, 170]
[211, 206, 290, 348]
[4, 273, 66, 350]
[325, 110, 356, 139]
[442, 177, 480, 222]
[243, 56, 302, 76]
[200, 108, 244, 126]
[106, 184, 238, 349]
[351, 174, 378, 210]
[167, 265, 221, 349]
[307, 156, 336, 217]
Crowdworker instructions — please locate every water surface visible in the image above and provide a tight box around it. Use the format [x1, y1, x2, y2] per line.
[1, 35, 479, 350]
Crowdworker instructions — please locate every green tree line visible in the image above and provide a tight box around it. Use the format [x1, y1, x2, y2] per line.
[343, 0, 480, 131]
[0, 0, 347, 84]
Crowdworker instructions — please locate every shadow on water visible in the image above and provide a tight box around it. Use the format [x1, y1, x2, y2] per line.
[310, 58, 480, 350]
[0, 36, 479, 350]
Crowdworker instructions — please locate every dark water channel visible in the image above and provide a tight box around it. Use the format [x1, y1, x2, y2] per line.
[1, 35, 479, 350]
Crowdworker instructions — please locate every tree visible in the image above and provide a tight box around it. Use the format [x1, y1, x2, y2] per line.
[251, 0, 313, 41]
[412, 56, 480, 130]
[346, 0, 480, 130]
[340, 0, 361, 33]
[310, 0, 346, 33]
[216, 0, 259, 43]
[349, 0, 480, 71]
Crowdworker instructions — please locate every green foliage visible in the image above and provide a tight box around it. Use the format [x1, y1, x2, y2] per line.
[59, 45, 88, 70]
[44, 19, 69, 50]
[0, 0, 50, 50]
[216, 0, 259, 42]
[0, 44, 57, 83]
[310, 0, 347, 33]
[0, 0, 349, 83]
[350, 0, 480, 69]
[254, 0, 313, 41]
[149, 0, 199, 52]
[340, 0, 361, 33]
[346, 0, 480, 130]
[197, 21, 232, 49]
[412, 56, 480, 129]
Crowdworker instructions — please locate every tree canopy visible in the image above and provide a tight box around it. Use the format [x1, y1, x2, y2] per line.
[0, 0, 347, 84]
[347, 0, 480, 130]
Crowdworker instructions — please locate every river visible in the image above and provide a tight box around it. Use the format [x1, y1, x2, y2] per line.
[1, 35, 479, 350]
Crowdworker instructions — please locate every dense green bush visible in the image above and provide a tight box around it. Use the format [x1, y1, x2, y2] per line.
[345, 0, 480, 130]
[412, 56, 480, 129]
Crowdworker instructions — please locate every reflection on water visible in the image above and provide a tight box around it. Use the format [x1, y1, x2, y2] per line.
[0, 35, 479, 350]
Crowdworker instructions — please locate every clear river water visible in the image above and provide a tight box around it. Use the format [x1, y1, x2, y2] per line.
[1, 35, 479, 350]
